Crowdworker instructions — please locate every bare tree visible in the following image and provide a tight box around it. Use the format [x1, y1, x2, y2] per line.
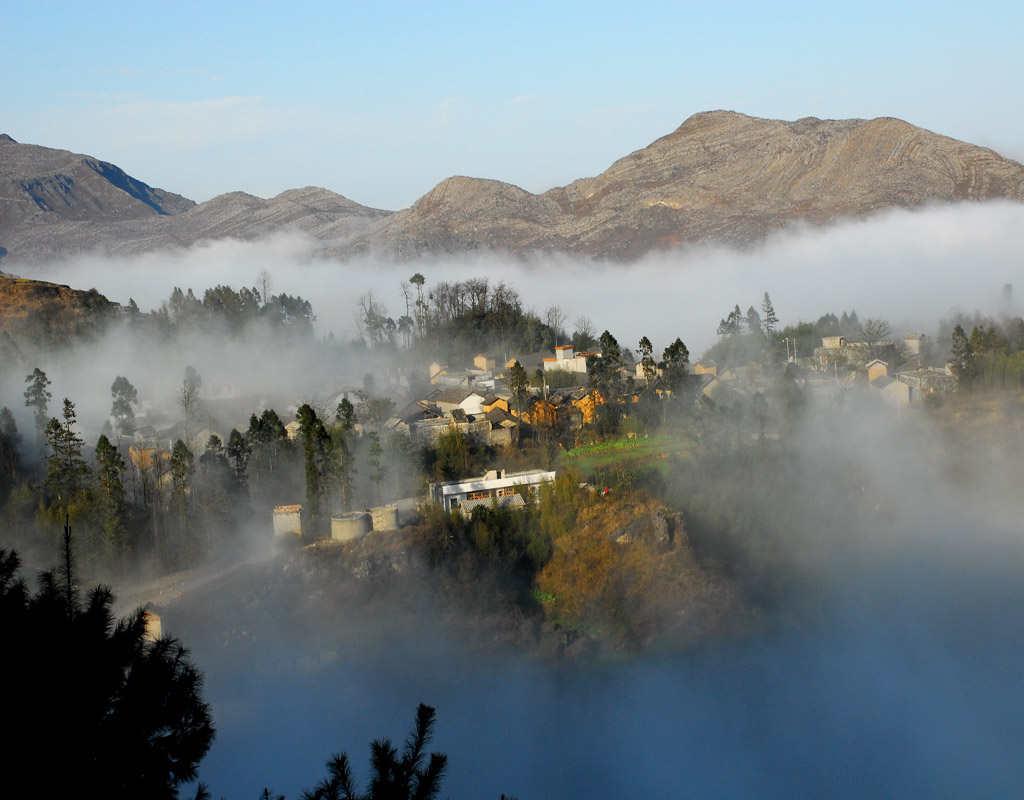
[545, 304, 567, 347]
[356, 292, 388, 351]
[257, 269, 273, 306]
[854, 317, 895, 362]
[574, 315, 596, 351]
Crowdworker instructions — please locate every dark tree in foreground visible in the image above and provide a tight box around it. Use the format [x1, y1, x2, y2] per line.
[301, 703, 447, 800]
[0, 542, 214, 799]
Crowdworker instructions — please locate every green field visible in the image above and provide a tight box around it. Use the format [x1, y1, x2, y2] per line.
[559, 433, 697, 475]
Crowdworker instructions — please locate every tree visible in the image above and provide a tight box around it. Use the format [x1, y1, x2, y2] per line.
[301, 704, 446, 800]
[111, 375, 139, 436]
[257, 269, 274, 305]
[367, 431, 385, 505]
[544, 304, 567, 348]
[24, 366, 52, 442]
[573, 316, 596, 351]
[638, 336, 657, 387]
[0, 407, 21, 506]
[44, 398, 91, 505]
[246, 408, 291, 483]
[357, 393, 396, 437]
[197, 434, 237, 535]
[1, 544, 214, 799]
[95, 433, 128, 559]
[410, 273, 426, 336]
[298, 404, 333, 535]
[745, 306, 763, 337]
[357, 293, 390, 351]
[507, 360, 530, 428]
[588, 330, 623, 397]
[761, 292, 778, 337]
[659, 338, 691, 394]
[950, 324, 977, 386]
[226, 429, 252, 495]
[164, 439, 198, 566]
[854, 317, 893, 362]
[179, 366, 203, 444]
[336, 398, 357, 431]
[717, 304, 743, 337]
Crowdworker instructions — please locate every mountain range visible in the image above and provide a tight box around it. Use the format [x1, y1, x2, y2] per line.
[2, 111, 1023, 264]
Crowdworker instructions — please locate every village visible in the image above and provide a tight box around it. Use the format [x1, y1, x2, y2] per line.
[123, 322, 962, 551]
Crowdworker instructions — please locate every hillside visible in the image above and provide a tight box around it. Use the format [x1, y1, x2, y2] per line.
[3, 111, 1024, 262]
[0, 273, 112, 335]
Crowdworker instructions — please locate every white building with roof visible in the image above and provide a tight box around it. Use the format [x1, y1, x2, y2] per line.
[429, 468, 556, 514]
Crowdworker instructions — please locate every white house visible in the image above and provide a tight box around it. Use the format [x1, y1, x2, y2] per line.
[429, 468, 556, 514]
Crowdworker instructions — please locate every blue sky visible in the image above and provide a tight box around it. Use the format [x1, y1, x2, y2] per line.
[4, 1, 1023, 209]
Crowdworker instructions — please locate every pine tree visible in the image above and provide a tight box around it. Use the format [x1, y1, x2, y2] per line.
[24, 367, 52, 442]
[95, 434, 128, 559]
[298, 404, 333, 535]
[951, 324, 977, 386]
[1, 544, 214, 799]
[44, 398, 91, 505]
[302, 704, 446, 800]
[761, 292, 779, 337]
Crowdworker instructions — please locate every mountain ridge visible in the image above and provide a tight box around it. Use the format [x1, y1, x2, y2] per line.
[3, 110, 1023, 263]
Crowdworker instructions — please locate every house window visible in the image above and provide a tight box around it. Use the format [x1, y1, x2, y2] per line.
[467, 491, 489, 500]
[496, 487, 517, 497]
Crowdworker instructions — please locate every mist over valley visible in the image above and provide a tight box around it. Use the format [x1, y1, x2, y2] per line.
[2, 117, 1024, 799]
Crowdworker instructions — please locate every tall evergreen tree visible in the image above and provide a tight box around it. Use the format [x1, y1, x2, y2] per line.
[951, 324, 977, 386]
[507, 360, 529, 427]
[169, 440, 196, 564]
[95, 433, 128, 559]
[298, 404, 333, 535]
[761, 292, 779, 337]
[638, 336, 657, 387]
[44, 398, 91, 505]
[24, 366, 52, 443]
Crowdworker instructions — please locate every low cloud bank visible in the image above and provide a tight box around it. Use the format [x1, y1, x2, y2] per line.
[21, 200, 1024, 359]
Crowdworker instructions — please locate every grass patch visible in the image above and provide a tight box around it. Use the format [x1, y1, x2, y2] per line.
[561, 433, 696, 476]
